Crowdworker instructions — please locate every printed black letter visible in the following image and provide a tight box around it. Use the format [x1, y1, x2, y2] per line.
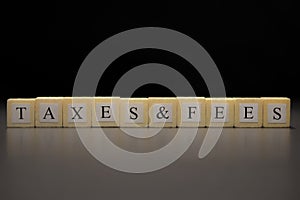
[273, 107, 282, 120]
[16, 107, 26, 120]
[71, 107, 83, 119]
[215, 106, 225, 119]
[101, 106, 111, 118]
[188, 106, 197, 119]
[244, 106, 254, 119]
[43, 107, 55, 119]
[129, 107, 138, 120]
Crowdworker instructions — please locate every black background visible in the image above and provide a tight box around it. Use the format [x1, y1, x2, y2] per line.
[1, 1, 298, 100]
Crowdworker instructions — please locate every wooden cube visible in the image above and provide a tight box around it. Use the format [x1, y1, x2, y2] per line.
[92, 97, 120, 127]
[177, 97, 205, 127]
[120, 98, 148, 127]
[7, 98, 35, 127]
[35, 97, 63, 127]
[148, 97, 177, 127]
[234, 98, 262, 127]
[205, 98, 235, 127]
[262, 97, 290, 127]
[63, 97, 92, 127]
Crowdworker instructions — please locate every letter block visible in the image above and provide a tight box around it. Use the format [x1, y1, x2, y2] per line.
[120, 98, 148, 127]
[262, 97, 290, 127]
[205, 98, 235, 127]
[63, 97, 92, 127]
[5, 96, 293, 128]
[177, 97, 206, 127]
[35, 97, 63, 127]
[7, 98, 35, 127]
[234, 98, 262, 127]
[92, 97, 120, 127]
[148, 97, 177, 127]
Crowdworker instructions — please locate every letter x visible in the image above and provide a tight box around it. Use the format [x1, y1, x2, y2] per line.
[71, 107, 83, 119]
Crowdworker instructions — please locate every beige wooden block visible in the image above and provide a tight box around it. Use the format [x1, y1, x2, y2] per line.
[120, 98, 148, 127]
[35, 97, 63, 127]
[177, 97, 205, 127]
[63, 97, 92, 127]
[234, 98, 262, 127]
[7, 98, 35, 127]
[262, 97, 290, 127]
[92, 97, 120, 127]
[205, 98, 235, 127]
[148, 97, 177, 127]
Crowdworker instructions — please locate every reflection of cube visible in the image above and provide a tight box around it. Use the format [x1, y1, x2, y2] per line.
[262, 97, 290, 127]
[205, 98, 235, 127]
[63, 97, 92, 127]
[92, 97, 120, 127]
[177, 97, 205, 127]
[234, 98, 262, 127]
[35, 97, 63, 127]
[148, 97, 177, 127]
[7, 98, 35, 127]
[120, 98, 148, 127]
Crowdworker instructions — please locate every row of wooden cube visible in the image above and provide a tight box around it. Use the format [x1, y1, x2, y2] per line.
[6, 97, 290, 128]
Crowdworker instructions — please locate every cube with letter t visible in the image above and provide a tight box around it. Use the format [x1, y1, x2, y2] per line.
[7, 98, 35, 127]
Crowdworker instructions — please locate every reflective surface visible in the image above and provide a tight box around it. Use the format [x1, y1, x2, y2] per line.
[1, 102, 299, 200]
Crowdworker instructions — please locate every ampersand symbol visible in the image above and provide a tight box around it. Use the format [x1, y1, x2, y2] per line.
[156, 106, 169, 119]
